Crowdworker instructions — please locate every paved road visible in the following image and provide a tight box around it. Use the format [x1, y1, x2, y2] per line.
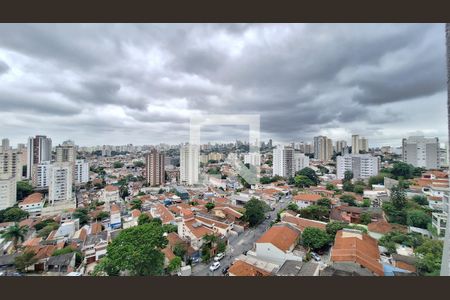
[191, 197, 291, 276]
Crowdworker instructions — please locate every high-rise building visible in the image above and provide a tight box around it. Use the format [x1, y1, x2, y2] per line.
[0, 148, 22, 181]
[336, 154, 380, 180]
[0, 175, 16, 210]
[75, 159, 89, 184]
[56, 144, 76, 164]
[1, 138, 10, 152]
[402, 136, 440, 169]
[359, 137, 369, 152]
[272, 145, 294, 178]
[48, 162, 73, 204]
[314, 136, 333, 161]
[145, 149, 165, 186]
[293, 151, 310, 173]
[180, 144, 199, 185]
[352, 134, 360, 154]
[335, 140, 347, 154]
[27, 135, 52, 179]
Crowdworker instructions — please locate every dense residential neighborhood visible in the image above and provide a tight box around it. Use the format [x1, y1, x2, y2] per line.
[0, 134, 447, 276]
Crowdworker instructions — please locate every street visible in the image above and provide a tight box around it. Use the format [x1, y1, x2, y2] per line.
[191, 196, 291, 276]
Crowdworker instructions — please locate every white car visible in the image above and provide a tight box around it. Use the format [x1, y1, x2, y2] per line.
[209, 261, 221, 271]
[214, 253, 225, 261]
[311, 252, 321, 262]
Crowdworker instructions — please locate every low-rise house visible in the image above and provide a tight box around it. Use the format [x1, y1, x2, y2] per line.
[330, 229, 384, 276]
[103, 185, 120, 208]
[367, 220, 407, 240]
[228, 259, 271, 276]
[276, 260, 320, 276]
[83, 231, 108, 265]
[177, 211, 216, 251]
[46, 252, 77, 275]
[292, 194, 322, 209]
[280, 213, 327, 232]
[19, 193, 45, 217]
[330, 206, 382, 224]
[150, 204, 176, 224]
[254, 224, 302, 266]
[109, 203, 122, 230]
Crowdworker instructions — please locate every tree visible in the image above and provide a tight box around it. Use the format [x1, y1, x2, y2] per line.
[130, 199, 142, 210]
[173, 243, 187, 258]
[14, 250, 38, 272]
[317, 198, 331, 208]
[113, 161, 124, 168]
[359, 212, 372, 225]
[391, 185, 407, 210]
[16, 181, 33, 201]
[120, 185, 130, 199]
[167, 256, 182, 273]
[302, 227, 331, 251]
[137, 213, 151, 225]
[205, 202, 215, 212]
[158, 188, 164, 194]
[162, 224, 178, 233]
[360, 198, 371, 208]
[340, 194, 357, 206]
[326, 221, 347, 238]
[298, 205, 329, 221]
[287, 202, 299, 212]
[296, 167, 319, 185]
[325, 183, 336, 191]
[201, 234, 219, 262]
[73, 208, 89, 225]
[217, 240, 227, 253]
[133, 161, 145, 168]
[1, 224, 28, 248]
[95, 211, 110, 221]
[243, 197, 266, 227]
[353, 185, 365, 195]
[2, 207, 29, 222]
[406, 209, 431, 229]
[100, 222, 168, 276]
[343, 170, 353, 183]
[342, 181, 354, 192]
[412, 195, 429, 206]
[294, 175, 314, 188]
[415, 239, 443, 276]
[38, 224, 59, 239]
[368, 175, 385, 186]
[34, 219, 58, 231]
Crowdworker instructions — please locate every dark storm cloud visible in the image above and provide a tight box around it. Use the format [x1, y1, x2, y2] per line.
[0, 23, 446, 146]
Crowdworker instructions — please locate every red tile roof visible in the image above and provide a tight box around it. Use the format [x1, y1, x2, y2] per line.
[21, 192, 44, 205]
[293, 194, 322, 202]
[281, 214, 326, 231]
[229, 260, 271, 276]
[256, 225, 300, 252]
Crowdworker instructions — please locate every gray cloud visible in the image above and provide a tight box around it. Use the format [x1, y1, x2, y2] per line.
[0, 23, 447, 147]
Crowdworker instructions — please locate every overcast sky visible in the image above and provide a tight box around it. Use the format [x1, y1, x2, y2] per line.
[0, 24, 447, 147]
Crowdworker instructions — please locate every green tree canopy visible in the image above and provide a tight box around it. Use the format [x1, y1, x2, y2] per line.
[294, 175, 315, 188]
[359, 212, 372, 225]
[391, 185, 407, 210]
[167, 256, 182, 273]
[73, 208, 89, 225]
[415, 239, 443, 276]
[1, 207, 29, 222]
[1, 224, 28, 248]
[137, 213, 151, 225]
[317, 198, 331, 208]
[298, 205, 329, 221]
[130, 199, 142, 210]
[14, 250, 38, 272]
[16, 181, 33, 201]
[368, 175, 385, 186]
[205, 202, 215, 212]
[412, 195, 429, 206]
[340, 194, 357, 206]
[113, 161, 124, 169]
[243, 197, 267, 227]
[296, 167, 319, 185]
[406, 209, 431, 229]
[302, 227, 331, 251]
[100, 222, 168, 276]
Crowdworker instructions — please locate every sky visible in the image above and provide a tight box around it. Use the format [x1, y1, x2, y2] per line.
[0, 23, 447, 148]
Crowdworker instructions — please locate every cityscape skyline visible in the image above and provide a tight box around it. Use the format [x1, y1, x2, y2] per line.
[0, 24, 447, 146]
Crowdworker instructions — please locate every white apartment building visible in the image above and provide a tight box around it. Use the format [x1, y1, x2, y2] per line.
[75, 160, 89, 184]
[33, 161, 51, 188]
[335, 140, 347, 154]
[27, 135, 52, 179]
[0, 175, 16, 210]
[272, 145, 294, 178]
[336, 154, 380, 180]
[244, 153, 261, 166]
[293, 152, 309, 173]
[180, 144, 199, 185]
[402, 136, 440, 169]
[48, 163, 73, 205]
[359, 137, 369, 152]
[352, 135, 360, 154]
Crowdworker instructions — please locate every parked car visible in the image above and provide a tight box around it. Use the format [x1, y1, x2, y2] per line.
[191, 257, 200, 264]
[214, 252, 225, 261]
[222, 265, 230, 275]
[311, 252, 321, 262]
[209, 261, 221, 271]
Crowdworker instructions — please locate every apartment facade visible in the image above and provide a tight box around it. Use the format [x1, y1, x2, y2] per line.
[48, 163, 73, 204]
[144, 149, 165, 186]
[313, 136, 333, 161]
[0, 175, 16, 210]
[402, 136, 440, 169]
[0, 148, 22, 181]
[336, 154, 380, 180]
[272, 145, 294, 178]
[27, 135, 52, 179]
[180, 144, 199, 185]
[33, 161, 51, 188]
[75, 160, 89, 184]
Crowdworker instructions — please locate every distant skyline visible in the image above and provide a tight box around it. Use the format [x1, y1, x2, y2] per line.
[0, 24, 447, 147]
